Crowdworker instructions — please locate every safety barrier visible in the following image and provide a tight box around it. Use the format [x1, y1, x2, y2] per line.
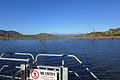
[0, 53, 99, 80]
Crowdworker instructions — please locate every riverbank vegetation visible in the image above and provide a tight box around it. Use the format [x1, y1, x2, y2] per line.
[74, 28, 120, 39]
[0, 28, 120, 39]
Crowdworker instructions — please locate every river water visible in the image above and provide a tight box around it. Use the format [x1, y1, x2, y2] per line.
[0, 38, 120, 80]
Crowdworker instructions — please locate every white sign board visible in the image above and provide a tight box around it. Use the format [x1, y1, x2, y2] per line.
[30, 69, 57, 80]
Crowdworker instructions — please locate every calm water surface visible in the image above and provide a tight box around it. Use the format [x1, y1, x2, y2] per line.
[0, 38, 120, 80]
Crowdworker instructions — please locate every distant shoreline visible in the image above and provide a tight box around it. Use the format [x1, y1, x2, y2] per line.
[1, 28, 120, 39]
[59, 36, 120, 39]
[0, 36, 120, 39]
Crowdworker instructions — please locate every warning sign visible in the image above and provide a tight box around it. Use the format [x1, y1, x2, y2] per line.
[30, 70, 39, 79]
[30, 69, 57, 80]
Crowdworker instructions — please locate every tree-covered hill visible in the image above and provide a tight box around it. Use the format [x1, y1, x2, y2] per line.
[0, 30, 56, 39]
[1, 28, 120, 39]
[0, 30, 23, 38]
[86, 28, 120, 37]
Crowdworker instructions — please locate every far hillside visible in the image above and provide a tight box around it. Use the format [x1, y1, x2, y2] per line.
[0, 30, 56, 39]
[0, 28, 120, 39]
[0, 30, 23, 38]
[86, 28, 120, 37]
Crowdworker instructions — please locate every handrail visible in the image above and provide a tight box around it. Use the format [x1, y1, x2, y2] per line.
[67, 55, 83, 64]
[0, 53, 5, 57]
[69, 71, 83, 80]
[35, 54, 64, 63]
[0, 57, 29, 62]
[15, 53, 34, 60]
[35, 54, 99, 80]
[0, 75, 21, 79]
[0, 65, 8, 72]
[67, 55, 99, 80]
[0, 53, 99, 80]
[0, 65, 22, 80]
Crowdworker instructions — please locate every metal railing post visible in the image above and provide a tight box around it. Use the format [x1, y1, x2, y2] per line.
[62, 55, 65, 67]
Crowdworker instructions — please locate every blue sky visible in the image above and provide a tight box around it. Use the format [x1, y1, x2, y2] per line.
[0, 0, 120, 34]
